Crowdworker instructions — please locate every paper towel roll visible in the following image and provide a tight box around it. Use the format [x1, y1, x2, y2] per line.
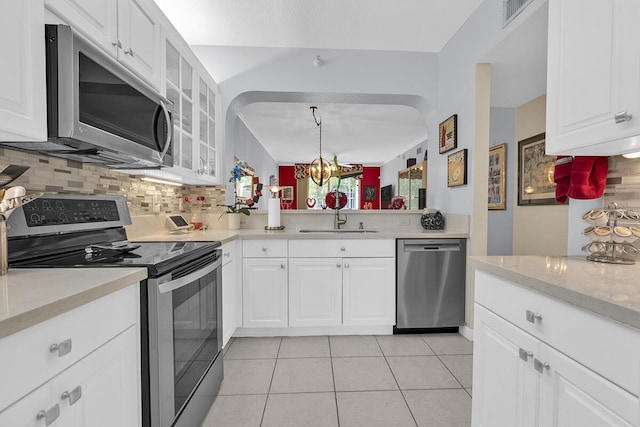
[268, 198, 281, 227]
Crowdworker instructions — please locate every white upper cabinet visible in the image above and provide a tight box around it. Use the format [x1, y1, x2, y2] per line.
[45, 0, 161, 89]
[546, 0, 640, 155]
[0, 0, 47, 142]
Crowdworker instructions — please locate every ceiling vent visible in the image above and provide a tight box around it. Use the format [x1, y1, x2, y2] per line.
[503, 0, 534, 27]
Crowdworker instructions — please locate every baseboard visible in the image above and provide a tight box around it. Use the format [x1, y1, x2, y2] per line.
[459, 324, 474, 341]
[234, 325, 393, 337]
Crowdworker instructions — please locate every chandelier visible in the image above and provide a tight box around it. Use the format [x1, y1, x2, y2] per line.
[309, 106, 333, 186]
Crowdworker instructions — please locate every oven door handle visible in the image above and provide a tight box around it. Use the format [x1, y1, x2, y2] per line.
[157, 257, 221, 294]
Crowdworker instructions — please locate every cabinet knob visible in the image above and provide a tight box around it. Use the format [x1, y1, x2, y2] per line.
[336, 263, 341, 268]
[262, 247, 267, 252]
[49, 339, 72, 358]
[344, 263, 350, 269]
[615, 111, 633, 124]
[525, 310, 542, 323]
[280, 264, 285, 269]
[124, 48, 134, 57]
[61, 385, 82, 406]
[36, 404, 60, 426]
[340, 247, 346, 252]
[534, 358, 550, 374]
[111, 40, 122, 48]
[224, 252, 230, 257]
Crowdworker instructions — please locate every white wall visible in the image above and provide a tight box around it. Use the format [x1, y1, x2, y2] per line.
[512, 95, 569, 255]
[230, 118, 279, 208]
[488, 107, 516, 255]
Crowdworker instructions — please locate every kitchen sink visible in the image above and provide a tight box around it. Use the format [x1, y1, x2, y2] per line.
[299, 229, 379, 233]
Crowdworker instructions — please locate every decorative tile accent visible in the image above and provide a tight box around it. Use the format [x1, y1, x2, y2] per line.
[605, 156, 640, 209]
[0, 148, 225, 216]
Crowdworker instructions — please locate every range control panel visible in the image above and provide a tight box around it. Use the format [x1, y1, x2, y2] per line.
[22, 198, 120, 227]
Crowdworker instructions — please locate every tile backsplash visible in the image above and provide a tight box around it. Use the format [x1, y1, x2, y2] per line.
[0, 148, 225, 216]
[604, 155, 640, 209]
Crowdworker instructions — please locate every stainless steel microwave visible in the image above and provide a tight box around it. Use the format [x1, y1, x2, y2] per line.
[1, 25, 173, 169]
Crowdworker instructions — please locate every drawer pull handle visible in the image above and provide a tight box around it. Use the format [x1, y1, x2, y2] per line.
[518, 348, 533, 362]
[534, 358, 550, 374]
[50, 339, 72, 357]
[340, 247, 346, 252]
[61, 385, 82, 406]
[615, 111, 633, 124]
[344, 263, 350, 269]
[525, 310, 542, 323]
[262, 247, 267, 252]
[336, 263, 341, 268]
[36, 404, 60, 426]
[280, 264, 285, 269]
[224, 252, 230, 257]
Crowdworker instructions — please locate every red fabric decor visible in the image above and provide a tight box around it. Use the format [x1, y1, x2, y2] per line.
[567, 156, 609, 200]
[554, 156, 573, 204]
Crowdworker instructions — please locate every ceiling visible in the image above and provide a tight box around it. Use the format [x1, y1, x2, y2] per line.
[153, 0, 547, 165]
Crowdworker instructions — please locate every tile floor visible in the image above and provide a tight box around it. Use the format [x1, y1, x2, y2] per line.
[202, 333, 473, 427]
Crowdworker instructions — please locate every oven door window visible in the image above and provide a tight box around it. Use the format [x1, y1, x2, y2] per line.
[172, 269, 219, 413]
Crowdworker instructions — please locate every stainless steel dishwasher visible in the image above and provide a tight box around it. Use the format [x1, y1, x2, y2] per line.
[396, 239, 466, 331]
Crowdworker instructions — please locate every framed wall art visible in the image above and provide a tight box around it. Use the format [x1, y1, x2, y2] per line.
[447, 149, 467, 187]
[363, 185, 377, 201]
[281, 186, 294, 201]
[439, 114, 458, 154]
[517, 132, 557, 205]
[488, 143, 507, 210]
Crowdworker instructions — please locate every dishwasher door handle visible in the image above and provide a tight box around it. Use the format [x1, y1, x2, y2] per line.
[404, 244, 460, 252]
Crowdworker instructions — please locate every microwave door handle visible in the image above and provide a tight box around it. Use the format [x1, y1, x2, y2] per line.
[158, 100, 172, 161]
[157, 257, 221, 294]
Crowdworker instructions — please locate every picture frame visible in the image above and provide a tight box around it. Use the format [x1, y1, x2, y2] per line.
[363, 185, 377, 201]
[281, 186, 294, 201]
[439, 114, 457, 154]
[517, 132, 558, 206]
[447, 149, 467, 187]
[488, 143, 507, 210]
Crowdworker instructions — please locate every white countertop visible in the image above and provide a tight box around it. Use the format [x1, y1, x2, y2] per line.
[470, 256, 640, 329]
[134, 228, 469, 244]
[0, 268, 147, 339]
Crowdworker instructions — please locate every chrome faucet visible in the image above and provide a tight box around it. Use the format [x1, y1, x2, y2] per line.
[334, 209, 347, 229]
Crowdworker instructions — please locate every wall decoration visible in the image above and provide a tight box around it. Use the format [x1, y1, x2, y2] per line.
[281, 186, 294, 201]
[439, 114, 458, 154]
[488, 143, 507, 210]
[447, 149, 467, 187]
[364, 185, 377, 201]
[517, 132, 557, 205]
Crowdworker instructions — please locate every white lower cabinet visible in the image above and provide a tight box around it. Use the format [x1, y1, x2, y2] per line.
[342, 257, 395, 326]
[288, 258, 342, 327]
[472, 271, 640, 427]
[221, 240, 240, 346]
[0, 284, 141, 426]
[242, 258, 288, 328]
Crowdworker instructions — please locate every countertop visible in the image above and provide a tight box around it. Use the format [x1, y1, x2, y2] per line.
[0, 268, 147, 339]
[134, 228, 469, 244]
[470, 255, 640, 330]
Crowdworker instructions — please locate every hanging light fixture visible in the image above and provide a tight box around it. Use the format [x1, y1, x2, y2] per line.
[309, 106, 333, 186]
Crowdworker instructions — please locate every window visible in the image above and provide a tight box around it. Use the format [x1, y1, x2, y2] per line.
[307, 177, 360, 209]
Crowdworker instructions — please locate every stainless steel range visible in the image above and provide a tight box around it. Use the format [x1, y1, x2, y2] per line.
[6, 194, 223, 427]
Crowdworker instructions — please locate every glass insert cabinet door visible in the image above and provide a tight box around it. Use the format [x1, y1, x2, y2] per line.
[397, 161, 427, 210]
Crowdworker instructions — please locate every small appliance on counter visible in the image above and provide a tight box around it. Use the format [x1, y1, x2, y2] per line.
[420, 209, 445, 230]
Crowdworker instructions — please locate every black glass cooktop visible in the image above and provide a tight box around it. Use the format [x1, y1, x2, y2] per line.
[10, 240, 220, 278]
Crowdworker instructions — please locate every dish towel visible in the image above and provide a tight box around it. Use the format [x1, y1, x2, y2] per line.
[554, 156, 609, 203]
[554, 156, 573, 203]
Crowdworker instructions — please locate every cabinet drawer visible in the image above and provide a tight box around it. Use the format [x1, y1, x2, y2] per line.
[0, 284, 139, 410]
[475, 270, 640, 396]
[289, 239, 394, 258]
[243, 240, 287, 258]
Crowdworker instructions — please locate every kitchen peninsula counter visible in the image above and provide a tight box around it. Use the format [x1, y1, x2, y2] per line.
[134, 227, 470, 244]
[0, 268, 147, 339]
[470, 255, 640, 330]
